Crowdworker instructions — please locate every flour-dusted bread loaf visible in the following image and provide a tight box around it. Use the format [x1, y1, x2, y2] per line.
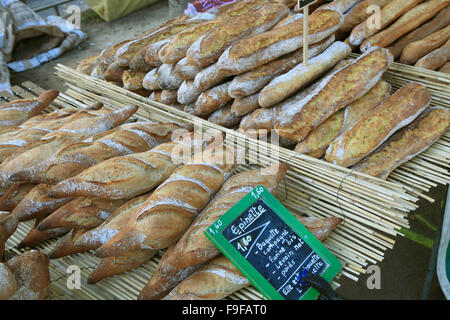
[158, 64, 184, 90]
[228, 35, 335, 99]
[230, 93, 260, 117]
[0, 212, 18, 260]
[194, 81, 233, 116]
[149, 90, 163, 102]
[294, 80, 391, 158]
[173, 57, 203, 80]
[17, 215, 70, 248]
[143, 68, 161, 90]
[216, 9, 343, 76]
[258, 40, 351, 108]
[438, 62, 450, 73]
[10, 122, 181, 185]
[95, 145, 236, 258]
[138, 163, 287, 300]
[0, 183, 35, 212]
[208, 103, 242, 128]
[6, 250, 50, 300]
[76, 53, 100, 75]
[415, 39, 450, 70]
[325, 82, 431, 167]
[160, 90, 179, 105]
[339, 0, 391, 33]
[360, 0, 450, 51]
[122, 70, 147, 91]
[103, 61, 128, 83]
[0, 90, 59, 129]
[161, 215, 341, 300]
[323, 0, 363, 14]
[47, 229, 92, 259]
[353, 106, 450, 180]
[186, 2, 289, 68]
[0, 262, 16, 299]
[144, 39, 172, 68]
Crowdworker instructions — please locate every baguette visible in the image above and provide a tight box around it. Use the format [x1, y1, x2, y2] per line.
[158, 64, 184, 90]
[142, 68, 161, 90]
[186, 3, 289, 68]
[6, 251, 50, 300]
[258, 40, 351, 108]
[94, 145, 236, 257]
[323, 0, 362, 13]
[216, 9, 343, 76]
[149, 90, 162, 102]
[353, 106, 450, 180]
[0, 90, 59, 128]
[164, 215, 342, 300]
[388, 7, 450, 59]
[173, 57, 203, 80]
[17, 216, 69, 248]
[103, 61, 128, 83]
[144, 39, 171, 67]
[11, 184, 73, 222]
[272, 12, 303, 29]
[160, 90, 179, 105]
[0, 212, 18, 259]
[228, 35, 335, 98]
[48, 132, 215, 200]
[208, 103, 243, 128]
[294, 80, 391, 158]
[415, 39, 450, 70]
[194, 81, 233, 116]
[339, 0, 391, 33]
[10, 122, 181, 185]
[37, 197, 126, 231]
[230, 93, 260, 117]
[76, 53, 100, 75]
[0, 183, 35, 212]
[360, 0, 450, 51]
[47, 229, 92, 259]
[349, 0, 423, 46]
[0, 262, 16, 299]
[177, 80, 199, 105]
[158, 20, 220, 65]
[438, 62, 450, 73]
[325, 82, 431, 167]
[122, 70, 147, 91]
[138, 164, 287, 300]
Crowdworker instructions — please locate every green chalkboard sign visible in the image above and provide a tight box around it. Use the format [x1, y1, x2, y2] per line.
[204, 185, 342, 300]
[298, 0, 318, 10]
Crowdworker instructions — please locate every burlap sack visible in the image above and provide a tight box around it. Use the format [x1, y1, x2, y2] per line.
[86, 0, 161, 22]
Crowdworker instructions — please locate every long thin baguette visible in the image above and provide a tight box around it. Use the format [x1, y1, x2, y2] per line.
[208, 103, 243, 128]
[162, 215, 341, 300]
[94, 145, 236, 257]
[349, 0, 423, 46]
[388, 7, 450, 59]
[325, 82, 431, 167]
[122, 70, 147, 91]
[353, 106, 450, 180]
[216, 9, 343, 76]
[186, 3, 289, 68]
[194, 81, 233, 116]
[360, 0, 450, 51]
[10, 122, 181, 185]
[0, 90, 59, 128]
[438, 62, 450, 73]
[138, 163, 287, 300]
[258, 40, 351, 108]
[0, 212, 18, 259]
[173, 57, 203, 80]
[230, 93, 260, 117]
[228, 35, 335, 98]
[323, 0, 362, 13]
[76, 53, 100, 75]
[144, 39, 171, 68]
[103, 61, 127, 83]
[339, 0, 391, 33]
[17, 216, 69, 248]
[48, 132, 215, 200]
[294, 80, 391, 158]
[160, 90, 179, 105]
[158, 64, 184, 90]
[47, 229, 91, 259]
[0, 183, 35, 212]
[415, 39, 450, 70]
[142, 68, 161, 91]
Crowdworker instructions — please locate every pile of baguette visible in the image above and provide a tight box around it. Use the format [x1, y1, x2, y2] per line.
[0, 90, 343, 300]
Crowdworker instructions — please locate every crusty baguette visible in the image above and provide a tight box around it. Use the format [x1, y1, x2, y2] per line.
[10, 122, 181, 185]
[138, 163, 287, 300]
[160, 90, 179, 105]
[228, 35, 335, 98]
[0, 90, 59, 128]
[0, 183, 35, 212]
[0, 262, 16, 299]
[415, 39, 450, 70]
[272, 12, 303, 29]
[37, 197, 125, 231]
[103, 61, 128, 83]
[438, 61, 450, 73]
[149, 90, 162, 102]
[94, 145, 236, 258]
[162, 215, 341, 300]
[122, 70, 147, 91]
[353, 106, 450, 180]
[360, 0, 450, 51]
[17, 216, 69, 248]
[216, 9, 343, 76]
[177, 80, 198, 105]
[173, 57, 203, 80]
[11, 184, 73, 222]
[48, 132, 215, 200]
[323, 0, 362, 13]
[325, 82, 431, 167]
[230, 93, 260, 117]
[194, 81, 233, 116]
[144, 39, 171, 67]
[142, 68, 161, 90]
[47, 229, 92, 259]
[158, 64, 184, 90]
[208, 103, 243, 128]
[388, 7, 450, 59]
[349, 0, 423, 46]
[6, 251, 50, 300]
[76, 53, 100, 76]
[158, 20, 220, 65]
[339, 0, 391, 33]
[294, 80, 391, 158]
[258, 40, 351, 108]
[186, 3, 289, 68]
[0, 212, 18, 259]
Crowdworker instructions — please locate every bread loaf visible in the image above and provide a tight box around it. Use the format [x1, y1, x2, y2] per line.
[0, 90, 59, 128]
[76, 53, 100, 75]
[47, 229, 92, 259]
[438, 62, 450, 73]
[415, 39, 450, 70]
[122, 70, 147, 91]
[160, 90, 179, 105]
[138, 164, 287, 300]
[230, 93, 260, 117]
[17, 216, 69, 248]
[6, 251, 50, 300]
[0, 262, 16, 299]
[103, 61, 128, 83]
[228, 35, 335, 98]
[208, 103, 243, 128]
[339, 0, 391, 33]
[325, 82, 431, 167]
[353, 106, 450, 180]
[144, 39, 171, 67]
[0, 183, 35, 212]
[272, 12, 303, 29]
[177, 80, 199, 105]
[163, 215, 341, 300]
[173, 57, 203, 80]
[143, 68, 161, 90]
[360, 0, 450, 51]
[186, 2, 289, 68]
[48, 132, 215, 200]
[388, 7, 450, 59]
[323, 0, 362, 13]
[349, 0, 423, 46]
[259, 40, 350, 108]
[94, 145, 236, 257]
[194, 81, 233, 116]
[0, 212, 18, 259]
[158, 64, 184, 90]
[149, 90, 162, 102]
[216, 9, 343, 76]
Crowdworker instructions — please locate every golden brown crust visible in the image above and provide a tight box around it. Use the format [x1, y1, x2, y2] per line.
[76, 53, 100, 75]
[47, 229, 92, 259]
[0, 213, 18, 260]
[122, 69, 147, 91]
[414, 40, 450, 70]
[194, 81, 233, 116]
[0, 183, 35, 212]
[17, 216, 69, 248]
[340, 0, 391, 33]
[230, 93, 260, 117]
[208, 103, 243, 128]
